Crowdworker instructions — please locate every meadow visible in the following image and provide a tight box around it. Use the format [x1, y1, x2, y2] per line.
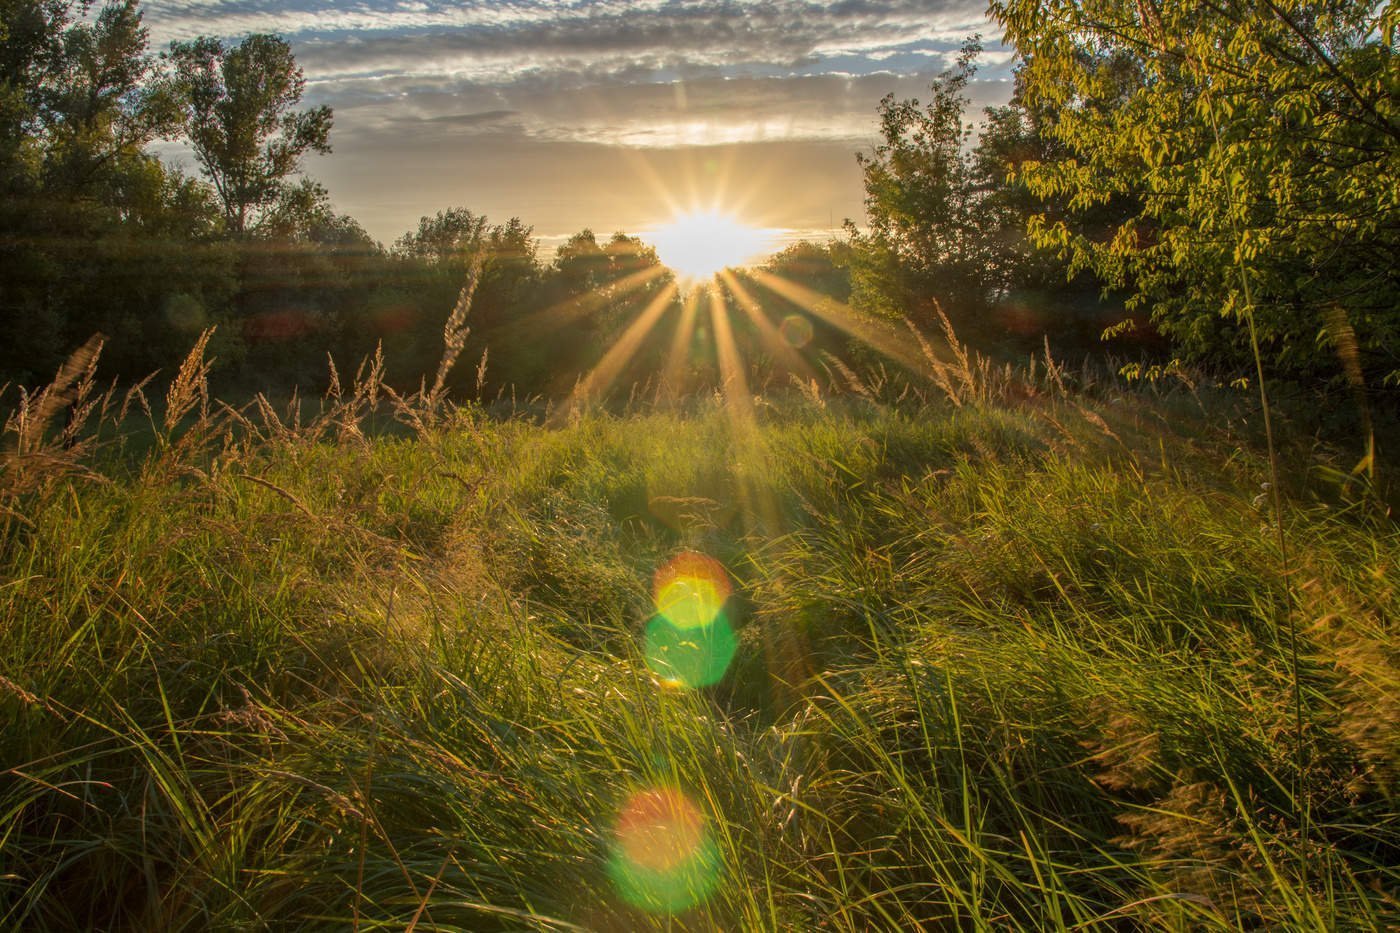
[1, 330, 1395, 930]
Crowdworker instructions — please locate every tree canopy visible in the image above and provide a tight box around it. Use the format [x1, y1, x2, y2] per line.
[990, 0, 1400, 381]
[166, 33, 332, 235]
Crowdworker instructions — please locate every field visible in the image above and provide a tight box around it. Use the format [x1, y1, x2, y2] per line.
[1, 342, 1396, 930]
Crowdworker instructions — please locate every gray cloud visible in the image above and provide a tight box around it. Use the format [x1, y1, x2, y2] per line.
[423, 109, 520, 126]
[142, 0, 1015, 245]
[146, 0, 995, 84]
[322, 70, 1014, 151]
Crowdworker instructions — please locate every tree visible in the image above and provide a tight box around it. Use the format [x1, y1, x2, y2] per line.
[552, 230, 668, 317]
[846, 41, 995, 323]
[0, 1, 232, 382]
[260, 178, 371, 248]
[393, 206, 487, 265]
[166, 33, 331, 234]
[1, 0, 62, 190]
[394, 208, 541, 322]
[39, 0, 178, 192]
[990, 0, 1400, 381]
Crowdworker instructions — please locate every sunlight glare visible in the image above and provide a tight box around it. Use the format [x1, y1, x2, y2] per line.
[645, 551, 737, 690]
[647, 211, 777, 283]
[608, 787, 721, 912]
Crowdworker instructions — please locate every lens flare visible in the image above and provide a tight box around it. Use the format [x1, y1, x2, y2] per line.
[646, 551, 737, 688]
[645, 613, 738, 689]
[609, 787, 721, 913]
[779, 314, 814, 348]
[654, 551, 731, 630]
[163, 293, 207, 334]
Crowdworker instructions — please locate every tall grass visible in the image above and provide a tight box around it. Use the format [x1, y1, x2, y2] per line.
[0, 328, 1395, 929]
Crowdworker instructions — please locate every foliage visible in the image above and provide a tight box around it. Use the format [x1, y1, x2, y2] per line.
[845, 41, 1145, 359]
[165, 33, 332, 235]
[764, 239, 852, 302]
[990, 0, 1400, 381]
[37, 0, 179, 193]
[846, 41, 993, 322]
[0, 0, 235, 382]
[258, 177, 372, 247]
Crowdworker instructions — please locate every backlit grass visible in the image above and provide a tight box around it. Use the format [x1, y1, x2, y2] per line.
[1, 344, 1395, 930]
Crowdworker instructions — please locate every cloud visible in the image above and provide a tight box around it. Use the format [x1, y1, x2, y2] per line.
[423, 109, 520, 127]
[323, 70, 1015, 151]
[145, 0, 1010, 149]
[142, 0, 1016, 245]
[145, 0, 997, 86]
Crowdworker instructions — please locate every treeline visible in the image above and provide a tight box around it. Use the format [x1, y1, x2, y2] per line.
[2, 0, 1395, 400]
[0, 1, 835, 397]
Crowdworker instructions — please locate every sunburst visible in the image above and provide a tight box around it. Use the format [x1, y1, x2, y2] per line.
[546, 195, 954, 713]
[646, 211, 778, 284]
[556, 196, 950, 434]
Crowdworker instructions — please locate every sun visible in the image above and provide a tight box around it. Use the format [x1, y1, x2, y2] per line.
[646, 211, 777, 283]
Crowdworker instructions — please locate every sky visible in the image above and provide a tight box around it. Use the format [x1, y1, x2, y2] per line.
[142, 1, 1016, 252]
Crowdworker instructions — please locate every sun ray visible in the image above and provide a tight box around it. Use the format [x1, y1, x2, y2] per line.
[660, 285, 703, 402]
[706, 279, 813, 711]
[501, 265, 665, 338]
[561, 280, 679, 419]
[708, 285, 754, 428]
[716, 269, 817, 382]
[619, 149, 687, 221]
[709, 283, 774, 529]
[745, 269, 944, 376]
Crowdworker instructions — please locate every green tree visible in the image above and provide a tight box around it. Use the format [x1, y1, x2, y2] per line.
[394, 208, 541, 326]
[846, 41, 994, 323]
[166, 33, 331, 235]
[38, 0, 177, 192]
[0, 1, 232, 382]
[551, 230, 668, 321]
[1, 0, 62, 189]
[393, 206, 488, 265]
[384, 209, 549, 393]
[990, 0, 1400, 381]
[969, 73, 1154, 354]
[260, 177, 371, 247]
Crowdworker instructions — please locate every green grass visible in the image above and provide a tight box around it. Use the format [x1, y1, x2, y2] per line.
[1, 363, 1396, 930]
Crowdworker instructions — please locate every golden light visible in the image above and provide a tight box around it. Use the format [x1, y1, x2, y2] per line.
[647, 211, 777, 283]
[608, 786, 722, 912]
[653, 551, 732, 630]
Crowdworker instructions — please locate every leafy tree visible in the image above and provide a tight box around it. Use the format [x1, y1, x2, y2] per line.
[844, 40, 1139, 357]
[393, 206, 487, 265]
[970, 75, 1157, 354]
[166, 33, 331, 235]
[38, 0, 177, 192]
[260, 178, 371, 248]
[990, 0, 1400, 381]
[0, 1, 233, 382]
[765, 240, 852, 302]
[385, 208, 548, 392]
[394, 208, 541, 321]
[1, 0, 62, 187]
[551, 230, 668, 320]
[846, 41, 994, 323]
